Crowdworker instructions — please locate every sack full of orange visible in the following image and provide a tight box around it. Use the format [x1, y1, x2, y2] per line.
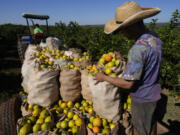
[87, 52, 121, 77]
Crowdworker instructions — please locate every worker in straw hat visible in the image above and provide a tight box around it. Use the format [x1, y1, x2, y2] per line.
[94, 1, 162, 135]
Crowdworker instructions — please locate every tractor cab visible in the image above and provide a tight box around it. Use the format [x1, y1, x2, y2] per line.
[21, 13, 49, 44]
[17, 13, 50, 63]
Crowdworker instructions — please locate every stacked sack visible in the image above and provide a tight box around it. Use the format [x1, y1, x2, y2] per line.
[18, 92, 87, 135]
[88, 52, 126, 122]
[86, 52, 126, 135]
[18, 91, 119, 135]
[21, 37, 61, 107]
[59, 64, 82, 102]
[59, 50, 91, 102]
[20, 41, 134, 135]
[21, 45, 37, 92]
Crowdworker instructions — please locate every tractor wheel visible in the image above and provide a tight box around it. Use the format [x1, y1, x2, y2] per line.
[0, 94, 22, 135]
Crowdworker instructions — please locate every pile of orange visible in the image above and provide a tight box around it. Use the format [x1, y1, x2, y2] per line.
[87, 115, 116, 134]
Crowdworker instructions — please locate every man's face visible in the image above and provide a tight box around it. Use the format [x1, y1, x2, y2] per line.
[121, 28, 134, 39]
[119, 22, 142, 40]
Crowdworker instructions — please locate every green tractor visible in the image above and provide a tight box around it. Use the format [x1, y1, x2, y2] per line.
[17, 13, 50, 63]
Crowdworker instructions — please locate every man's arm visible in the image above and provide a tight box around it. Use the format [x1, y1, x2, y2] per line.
[94, 72, 134, 89]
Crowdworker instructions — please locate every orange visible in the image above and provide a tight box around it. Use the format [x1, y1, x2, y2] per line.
[75, 118, 83, 126]
[92, 126, 100, 133]
[41, 123, 50, 131]
[92, 65, 97, 70]
[99, 58, 105, 64]
[104, 54, 112, 62]
[110, 123, 116, 129]
[89, 116, 95, 123]
[105, 68, 112, 75]
[107, 61, 115, 68]
[73, 114, 79, 121]
[72, 126, 78, 134]
[68, 120, 75, 128]
[102, 128, 110, 134]
[32, 108, 41, 116]
[61, 121, 68, 129]
[93, 118, 101, 127]
[67, 101, 73, 108]
[75, 102, 80, 108]
[110, 73, 117, 77]
[60, 102, 67, 109]
[88, 107, 93, 114]
[19, 124, 31, 135]
[88, 123, 93, 129]
[108, 52, 114, 56]
[32, 124, 41, 133]
[67, 112, 74, 119]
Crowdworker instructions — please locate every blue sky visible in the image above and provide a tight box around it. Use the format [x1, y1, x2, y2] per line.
[0, 0, 179, 25]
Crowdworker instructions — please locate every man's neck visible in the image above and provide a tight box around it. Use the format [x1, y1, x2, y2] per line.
[134, 27, 148, 40]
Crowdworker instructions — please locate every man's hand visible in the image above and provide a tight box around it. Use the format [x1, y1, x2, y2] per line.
[94, 71, 134, 89]
[94, 72, 106, 85]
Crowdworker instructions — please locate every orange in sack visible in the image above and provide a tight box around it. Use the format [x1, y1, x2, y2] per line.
[93, 118, 102, 127]
[92, 126, 100, 133]
[104, 54, 112, 62]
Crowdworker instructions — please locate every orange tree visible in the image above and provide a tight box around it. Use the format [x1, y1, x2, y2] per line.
[54, 10, 180, 90]
[154, 10, 180, 89]
[0, 10, 179, 90]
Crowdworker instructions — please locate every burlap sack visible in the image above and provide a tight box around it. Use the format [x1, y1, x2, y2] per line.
[21, 63, 35, 92]
[112, 61, 126, 76]
[60, 69, 81, 102]
[88, 76, 121, 122]
[87, 60, 126, 122]
[21, 45, 38, 92]
[29, 111, 55, 135]
[53, 59, 68, 70]
[80, 70, 92, 101]
[54, 109, 87, 135]
[87, 122, 120, 135]
[21, 45, 37, 77]
[46, 37, 60, 50]
[68, 48, 81, 58]
[29, 131, 55, 135]
[97, 60, 126, 76]
[74, 59, 91, 69]
[18, 128, 55, 135]
[17, 112, 55, 135]
[21, 103, 31, 116]
[27, 68, 59, 107]
[120, 111, 133, 135]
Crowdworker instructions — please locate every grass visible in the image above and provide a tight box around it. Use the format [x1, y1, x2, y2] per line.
[3, 57, 20, 61]
[0, 68, 21, 75]
[162, 90, 180, 124]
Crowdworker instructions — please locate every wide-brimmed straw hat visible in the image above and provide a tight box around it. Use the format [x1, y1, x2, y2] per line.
[104, 1, 161, 34]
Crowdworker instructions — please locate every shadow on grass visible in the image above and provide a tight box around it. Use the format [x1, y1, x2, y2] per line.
[0, 43, 22, 104]
[175, 103, 180, 106]
[167, 120, 180, 135]
[155, 94, 180, 135]
[0, 72, 22, 104]
[1, 59, 21, 69]
[0, 72, 22, 93]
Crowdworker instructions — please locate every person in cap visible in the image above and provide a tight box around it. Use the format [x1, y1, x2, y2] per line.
[33, 24, 45, 44]
[34, 24, 43, 34]
[94, 1, 162, 135]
